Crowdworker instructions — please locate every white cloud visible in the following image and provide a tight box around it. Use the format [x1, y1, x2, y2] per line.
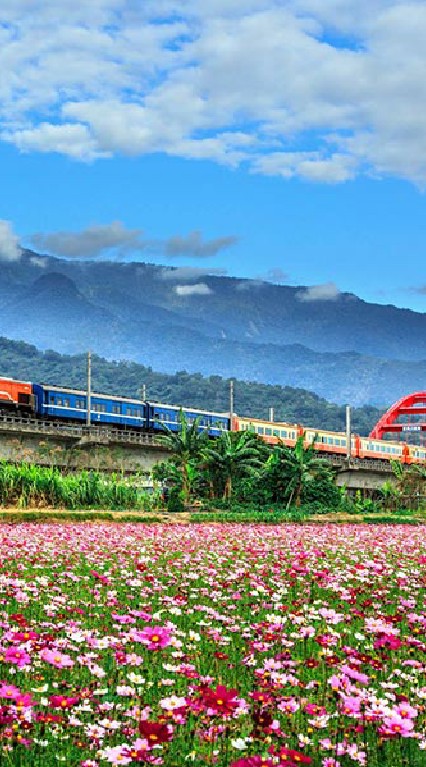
[30, 256, 48, 268]
[2, 1, 426, 182]
[175, 283, 213, 296]
[297, 281, 341, 301]
[0, 220, 22, 262]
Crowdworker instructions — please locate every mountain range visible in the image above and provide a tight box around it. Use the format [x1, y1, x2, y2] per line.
[0, 250, 425, 406]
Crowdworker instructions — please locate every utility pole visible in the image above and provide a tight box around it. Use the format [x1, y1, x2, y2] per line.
[86, 351, 91, 427]
[346, 405, 351, 460]
[229, 379, 234, 421]
[269, 407, 274, 423]
[141, 384, 146, 401]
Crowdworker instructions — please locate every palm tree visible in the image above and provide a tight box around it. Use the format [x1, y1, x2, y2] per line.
[157, 410, 208, 503]
[201, 430, 266, 500]
[268, 433, 328, 508]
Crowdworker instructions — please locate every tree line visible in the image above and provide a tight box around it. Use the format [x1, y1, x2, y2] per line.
[0, 337, 383, 434]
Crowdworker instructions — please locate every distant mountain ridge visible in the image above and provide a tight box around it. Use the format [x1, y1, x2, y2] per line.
[0, 250, 425, 406]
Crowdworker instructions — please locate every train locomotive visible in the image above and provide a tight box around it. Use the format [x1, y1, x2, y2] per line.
[1, 375, 425, 465]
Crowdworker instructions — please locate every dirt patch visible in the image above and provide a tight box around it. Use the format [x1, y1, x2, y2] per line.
[0, 508, 190, 523]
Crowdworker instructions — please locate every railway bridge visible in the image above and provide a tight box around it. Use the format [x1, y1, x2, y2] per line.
[0, 414, 395, 492]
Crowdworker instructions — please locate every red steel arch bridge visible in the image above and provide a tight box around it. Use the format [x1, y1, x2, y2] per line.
[369, 391, 426, 443]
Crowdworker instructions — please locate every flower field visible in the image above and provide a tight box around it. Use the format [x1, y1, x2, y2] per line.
[1, 524, 426, 767]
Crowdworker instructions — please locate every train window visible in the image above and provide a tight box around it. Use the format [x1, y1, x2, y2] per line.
[291, 431, 296, 439]
[112, 405, 121, 414]
[265, 428, 272, 436]
[57, 398, 63, 406]
[258, 427, 264, 435]
[273, 429, 279, 437]
[281, 430, 287, 438]
[49, 396, 55, 404]
[63, 399, 70, 408]
[93, 403, 106, 413]
[75, 400, 85, 409]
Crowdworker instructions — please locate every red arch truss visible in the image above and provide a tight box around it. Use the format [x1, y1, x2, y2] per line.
[369, 391, 426, 440]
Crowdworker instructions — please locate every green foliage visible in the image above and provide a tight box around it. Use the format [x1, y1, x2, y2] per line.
[0, 461, 152, 510]
[200, 430, 266, 499]
[157, 410, 209, 502]
[166, 486, 186, 514]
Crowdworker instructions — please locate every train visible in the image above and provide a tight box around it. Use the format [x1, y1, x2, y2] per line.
[1, 375, 425, 466]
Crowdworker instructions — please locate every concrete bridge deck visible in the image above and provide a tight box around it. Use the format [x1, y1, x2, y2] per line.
[0, 415, 396, 489]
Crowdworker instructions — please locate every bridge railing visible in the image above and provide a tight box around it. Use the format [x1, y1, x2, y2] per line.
[0, 415, 166, 447]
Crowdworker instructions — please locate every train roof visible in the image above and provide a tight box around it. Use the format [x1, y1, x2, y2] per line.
[0, 376, 32, 385]
[38, 383, 144, 405]
[147, 401, 229, 418]
[236, 414, 300, 429]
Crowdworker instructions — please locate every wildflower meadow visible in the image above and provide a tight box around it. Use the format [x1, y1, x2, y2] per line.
[1, 523, 426, 767]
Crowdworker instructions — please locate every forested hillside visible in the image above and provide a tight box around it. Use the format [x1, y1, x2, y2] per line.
[0, 337, 382, 435]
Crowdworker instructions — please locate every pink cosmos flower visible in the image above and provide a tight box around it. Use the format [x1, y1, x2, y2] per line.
[137, 626, 172, 650]
[39, 648, 74, 668]
[4, 646, 31, 667]
[0, 683, 21, 699]
[340, 665, 369, 685]
[278, 697, 300, 714]
[380, 715, 415, 737]
[394, 702, 418, 720]
[341, 696, 362, 717]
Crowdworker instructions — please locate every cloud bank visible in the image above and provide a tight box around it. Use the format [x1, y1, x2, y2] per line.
[29, 222, 237, 259]
[2, 1, 426, 182]
[297, 281, 341, 302]
[0, 220, 22, 262]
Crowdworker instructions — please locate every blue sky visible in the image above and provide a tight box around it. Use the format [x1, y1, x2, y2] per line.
[1, 0, 426, 312]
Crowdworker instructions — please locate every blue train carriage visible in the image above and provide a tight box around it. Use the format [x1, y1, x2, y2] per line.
[33, 384, 147, 429]
[146, 401, 230, 437]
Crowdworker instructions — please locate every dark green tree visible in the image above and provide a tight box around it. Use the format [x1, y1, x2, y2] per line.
[157, 410, 208, 503]
[201, 431, 267, 500]
[262, 434, 330, 508]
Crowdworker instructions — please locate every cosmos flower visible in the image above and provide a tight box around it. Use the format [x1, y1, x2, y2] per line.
[137, 626, 172, 650]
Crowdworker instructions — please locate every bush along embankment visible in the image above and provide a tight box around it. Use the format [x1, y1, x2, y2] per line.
[0, 461, 154, 510]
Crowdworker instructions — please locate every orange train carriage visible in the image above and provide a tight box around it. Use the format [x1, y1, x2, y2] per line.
[232, 415, 426, 465]
[0, 377, 35, 413]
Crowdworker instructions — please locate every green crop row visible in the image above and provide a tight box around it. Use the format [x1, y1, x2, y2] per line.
[0, 461, 152, 510]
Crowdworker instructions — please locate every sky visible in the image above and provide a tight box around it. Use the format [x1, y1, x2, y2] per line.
[0, 0, 426, 311]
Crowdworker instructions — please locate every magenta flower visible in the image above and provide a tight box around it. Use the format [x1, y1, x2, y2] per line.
[4, 646, 31, 667]
[138, 626, 172, 650]
[0, 683, 21, 699]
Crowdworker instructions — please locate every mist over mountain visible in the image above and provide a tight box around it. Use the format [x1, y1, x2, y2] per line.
[0, 250, 425, 406]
